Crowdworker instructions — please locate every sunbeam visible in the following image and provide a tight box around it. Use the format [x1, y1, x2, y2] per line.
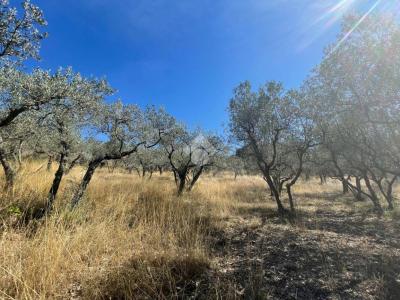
[328, 0, 383, 56]
[315, 0, 357, 25]
[296, 0, 400, 52]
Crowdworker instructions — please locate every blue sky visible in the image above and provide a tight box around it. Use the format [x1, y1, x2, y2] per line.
[29, 0, 381, 133]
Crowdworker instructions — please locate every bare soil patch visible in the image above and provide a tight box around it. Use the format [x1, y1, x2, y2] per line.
[208, 198, 400, 299]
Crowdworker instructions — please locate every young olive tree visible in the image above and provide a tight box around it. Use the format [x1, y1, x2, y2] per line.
[225, 155, 246, 179]
[123, 147, 167, 178]
[229, 81, 314, 214]
[280, 129, 316, 212]
[162, 126, 225, 196]
[70, 102, 173, 208]
[152, 148, 170, 175]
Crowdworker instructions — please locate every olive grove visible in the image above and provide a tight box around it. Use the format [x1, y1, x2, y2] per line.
[228, 14, 400, 216]
[0, 0, 399, 219]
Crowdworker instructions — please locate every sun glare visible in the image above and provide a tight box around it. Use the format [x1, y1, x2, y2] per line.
[300, 0, 399, 52]
[329, 0, 383, 55]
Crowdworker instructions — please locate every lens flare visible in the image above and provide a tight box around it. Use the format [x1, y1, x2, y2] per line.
[328, 0, 383, 56]
[298, 0, 398, 52]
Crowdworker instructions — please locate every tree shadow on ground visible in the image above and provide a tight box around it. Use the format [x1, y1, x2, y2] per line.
[210, 216, 400, 300]
[293, 208, 400, 248]
[208, 189, 400, 300]
[83, 255, 212, 300]
[236, 205, 284, 222]
[295, 191, 347, 202]
[232, 198, 400, 248]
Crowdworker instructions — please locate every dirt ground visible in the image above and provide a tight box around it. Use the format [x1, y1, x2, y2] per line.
[206, 186, 400, 300]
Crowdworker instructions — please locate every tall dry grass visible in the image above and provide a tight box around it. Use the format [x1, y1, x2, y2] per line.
[1, 162, 393, 299]
[0, 162, 279, 299]
[0, 162, 219, 299]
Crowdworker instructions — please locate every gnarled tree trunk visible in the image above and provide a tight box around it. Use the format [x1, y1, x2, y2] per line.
[0, 148, 15, 191]
[355, 176, 364, 201]
[264, 173, 286, 214]
[363, 175, 383, 216]
[376, 176, 397, 210]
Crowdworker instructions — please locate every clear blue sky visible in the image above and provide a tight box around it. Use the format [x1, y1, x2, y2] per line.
[30, 0, 379, 133]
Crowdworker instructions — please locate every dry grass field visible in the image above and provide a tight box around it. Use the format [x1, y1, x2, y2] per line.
[1, 162, 400, 299]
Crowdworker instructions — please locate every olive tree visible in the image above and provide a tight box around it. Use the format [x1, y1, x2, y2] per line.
[0, 0, 48, 186]
[229, 81, 314, 214]
[70, 102, 173, 208]
[35, 70, 113, 215]
[303, 14, 400, 214]
[0, 67, 98, 128]
[0, 68, 112, 192]
[123, 147, 167, 178]
[162, 125, 225, 196]
[225, 155, 246, 179]
[0, 111, 38, 189]
[0, 0, 47, 65]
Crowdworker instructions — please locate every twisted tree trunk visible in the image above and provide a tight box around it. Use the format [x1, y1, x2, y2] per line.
[376, 176, 397, 210]
[0, 148, 15, 191]
[363, 175, 383, 216]
[355, 176, 364, 201]
[264, 173, 286, 215]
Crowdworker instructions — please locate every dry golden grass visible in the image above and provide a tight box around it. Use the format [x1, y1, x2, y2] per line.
[0, 162, 214, 299]
[0, 163, 277, 299]
[0, 162, 399, 299]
